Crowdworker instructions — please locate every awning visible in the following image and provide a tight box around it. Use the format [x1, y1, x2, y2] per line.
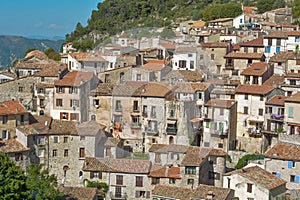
[287, 122, 300, 127]
[190, 118, 203, 123]
[167, 120, 177, 124]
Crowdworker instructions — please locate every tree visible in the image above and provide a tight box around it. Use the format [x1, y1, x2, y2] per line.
[25, 48, 37, 56]
[256, 0, 273, 14]
[44, 48, 61, 61]
[293, 0, 300, 25]
[26, 164, 63, 200]
[160, 28, 176, 39]
[0, 153, 30, 199]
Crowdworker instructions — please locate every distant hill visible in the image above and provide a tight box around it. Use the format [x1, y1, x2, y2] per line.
[0, 36, 65, 67]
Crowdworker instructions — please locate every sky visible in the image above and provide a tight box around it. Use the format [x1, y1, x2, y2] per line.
[0, 0, 101, 38]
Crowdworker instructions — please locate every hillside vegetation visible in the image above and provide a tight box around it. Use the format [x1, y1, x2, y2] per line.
[66, 0, 291, 51]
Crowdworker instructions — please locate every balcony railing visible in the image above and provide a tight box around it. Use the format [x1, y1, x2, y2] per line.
[210, 129, 228, 137]
[166, 127, 177, 135]
[110, 192, 127, 200]
[248, 128, 262, 138]
[130, 122, 142, 128]
[146, 128, 159, 136]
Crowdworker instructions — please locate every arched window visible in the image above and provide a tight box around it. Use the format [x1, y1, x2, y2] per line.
[169, 136, 174, 144]
[91, 115, 96, 121]
[39, 110, 44, 116]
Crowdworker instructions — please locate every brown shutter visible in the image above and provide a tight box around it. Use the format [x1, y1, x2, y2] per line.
[65, 113, 69, 120]
[60, 112, 63, 120]
[90, 172, 93, 179]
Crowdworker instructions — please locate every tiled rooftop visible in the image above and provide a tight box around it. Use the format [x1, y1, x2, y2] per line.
[241, 62, 268, 76]
[55, 71, 94, 87]
[285, 92, 300, 103]
[59, 186, 98, 200]
[265, 142, 300, 161]
[266, 95, 287, 106]
[83, 157, 151, 174]
[0, 139, 30, 153]
[225, 166, 286, 190]
[224, 52, 265, 59]
[205, 99, 236, 109]
[69, 52, 107, 62]
[235, 85, 274, 95]
[149, 165, 181, 179]
[240, 37, 264, 47]
[0, 100, 27, 116]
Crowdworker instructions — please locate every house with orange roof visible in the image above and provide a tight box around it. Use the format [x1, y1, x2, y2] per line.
[0, 100, 29, 139]
[264, 141, 300, 198]
[240, 62, 274, 85]
[284, 92, 300, 136]
[269, 50, 295, 75]
[223, 166, 286, 199]
[235, 84, 283, 153]
[51, 71, 99, 122]
[239, 37, 265, 54]
[208, 18, 233, 28]
[203, 99, 237, 152]
[68, 52, 109, 73]
[281, 73, 300, 97]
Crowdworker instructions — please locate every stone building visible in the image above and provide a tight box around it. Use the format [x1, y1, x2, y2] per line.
[82, 157, 152, 200]
[203, 99, 237, 152]
[223, 166, 286, 200]
[0, 100, 29, 139]
[51, 71, 99, 122]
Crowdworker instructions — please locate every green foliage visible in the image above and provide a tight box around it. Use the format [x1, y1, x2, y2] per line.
[235, 154, 265, 169]
[26, 164, 63, 200]
[86, 180, 108, 196]
[25, 48, 37, 55]
[0, 154, 62, 200]
[293, 0, 300, 25]
[0, 153, 30, 199]
[202, 3, 242, 21]
[226, 154, 232, 163]
[44, 48, 61, 61]
[256, 0, 286, 14]
[160, 28, 176, 39]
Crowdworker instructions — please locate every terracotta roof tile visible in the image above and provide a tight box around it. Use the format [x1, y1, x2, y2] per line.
[55, 71, 94, 87]
[269, 51, 295, 62]
[174, 82, 210, 93]
[224, 52, 265, 59]
[29, 115, 52, 134]
[34, 64, 68, 77]
[141, 82, 173, 98]
[160, 43, 176, 49]
[104, 137, 120, 147]
[209, 18, 233, 23]
[225, 166, 286, 190]
[48, 120, 78, 135]
[181, 146, 210, 166]
[240, 37, 264, 47]
[201, 42, 229, 48]
[266, 95, 287, 106]
[153, 184, 232, 200]
[263, 75, 284, 86]
[285, 92, 300, 103]
[83, 157, 151, 174]
[149, 165, 180, 179]
[205, 99, 236, 109]
[90, 83, 116, 96]
[36, 83, 54, 88]
[243, 6, 257, 14]
[0, 100, 27, 115]
[59, 186, 98, 200]
[140, 63, 166, 71]
[69, 52, 107, 62]
[149, 144, 189, 153]
[265, 142, 300, 161]
[241, 62, 268, 76]
[147, 60, 170, 65]
[0, 139, 30, 153]
[164, 70, 203, 82]
[235, 85, 274, 95]
[264, 31, 288, 39]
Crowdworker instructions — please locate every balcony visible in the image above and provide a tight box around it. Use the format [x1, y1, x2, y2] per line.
[211, 129, 228, 138]
[248, 128, 262, 138]
[110, 193, 127, 200]
[166, 127, 177, 135]
[225, 63, 234, 70]
[146, 128, 159, 136]
[130, 122, 142, 129]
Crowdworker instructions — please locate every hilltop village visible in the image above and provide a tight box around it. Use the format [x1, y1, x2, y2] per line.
[2, 6, 300, 200]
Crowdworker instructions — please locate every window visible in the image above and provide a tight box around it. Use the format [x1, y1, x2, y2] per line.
[190, 61, 194, 69]
[69, 87, 78, 94]
[91, 115, 96, 121]
[211, 54, 215, 60]
[268, 107, 272, 114]
[80, 136, 85, 141]
[290, 80, 296, 85]
[58, 87, 64, 93]
[41, 77, 45, 82]
[265, 46, 271, 53]
[38, 149, 45, 157]
[155, 153, 161, 163]
[93, 99, 99, 107]
[115, 100, 121, 111]
[90, 172, 102, 179]
[70, 99, 79, 107]
[2, 115, 8, 124]
[170, 109, 175, 118]
[15, 153, 23, 161]
[133, 100, 138, 111]
[70, 113, 79, 121]
[244, 47, 248, 53]
[53, 136, 58, 143]
[259, 109, 263, 116]
[135, 191, 146, 198]
[136, 176, 143, 187]
[136, 74, 142, 81]
[185, 166, 196, 174]
[209, 171, 220, 180]
[64, 149, 68, 157]
[245, 94, 248, 100]
[227, 178, 231, 188]
[116, 175, 123, 185]
[254, 47, 258, 53]
[247, 183, 253, 193]
[244, 107, 249, 114]
[60, 112, 68, 120]
[288, 161, 296, 168]
[260, 95, 264, 101]
[188, 54, 193, 57]
[288, 107, 294, 118]
[151, 106, 156, 118]
[19, 87, 23, 92]
[79, 148, 85, 158]
[290, 175, 300, 183]
[56, 99, 63, 107]
[268, 38, 272, 46]
[20, 115, 24, 124]
[220, 108, 224, 116]
[52, 149, 57, 157]
[218, 143, 223, 148]
[276, 38, 281, 46]
[276, 46, 280, 53]
[105, 74, 110, 83]
[115, 186, 122, 198]
[179, 60, 187, 68]
[40, 99, 45, 107]
[152, 178, 160, 185]
[187, 179, 194, 185]
[169, 178, 176, 184]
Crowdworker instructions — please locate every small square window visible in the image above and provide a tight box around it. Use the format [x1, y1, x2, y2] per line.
[53, 136, 58, 143]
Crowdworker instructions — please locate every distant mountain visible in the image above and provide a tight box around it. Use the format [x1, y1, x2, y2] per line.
[0, 36, 65, 67]
[26, 35, 65, 40]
